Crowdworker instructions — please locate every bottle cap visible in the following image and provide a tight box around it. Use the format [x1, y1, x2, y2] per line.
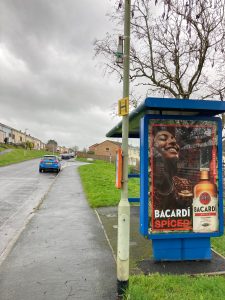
[200, 168, 209, 180]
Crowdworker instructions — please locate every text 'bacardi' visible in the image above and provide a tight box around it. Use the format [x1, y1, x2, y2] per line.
[193, 169, 218, 232]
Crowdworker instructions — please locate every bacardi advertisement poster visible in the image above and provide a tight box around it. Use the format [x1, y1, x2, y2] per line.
[149, 119, 219, 233]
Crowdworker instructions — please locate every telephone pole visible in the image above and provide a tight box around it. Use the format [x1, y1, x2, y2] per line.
[117, 0, 131, 298]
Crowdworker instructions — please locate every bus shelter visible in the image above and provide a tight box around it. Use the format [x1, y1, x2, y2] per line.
[107, 97, 225, 261]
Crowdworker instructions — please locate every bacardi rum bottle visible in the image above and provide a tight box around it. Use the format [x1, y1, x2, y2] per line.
[193, 169, 218, 232]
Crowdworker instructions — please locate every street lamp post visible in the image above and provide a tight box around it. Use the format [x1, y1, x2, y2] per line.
[117, 0, 131, 298]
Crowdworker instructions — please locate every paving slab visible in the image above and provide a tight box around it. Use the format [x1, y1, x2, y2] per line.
[96, 206, 151, 274]
[0, 164, 116, 300]
[139, 251, 225, 275]
[97, 206, 225, 276]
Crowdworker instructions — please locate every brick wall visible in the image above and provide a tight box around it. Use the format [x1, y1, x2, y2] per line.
[94, 140, 120, 159]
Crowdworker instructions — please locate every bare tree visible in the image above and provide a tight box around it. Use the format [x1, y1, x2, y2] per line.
[72, 145, 79, 153]
[94, 0, 225, 101]
[46, 139, 58, 153]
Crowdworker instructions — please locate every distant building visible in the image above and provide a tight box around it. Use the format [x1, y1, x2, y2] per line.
[0, 123, 13, 143]
[58, 146, 70, 154]
[0, 122, 46, 150]
[0, 129, 4, 143]
[88, 140, 122, 160]
[128, 145, 140, 166]
[11, 128, 26, 145]
[88, 143, 99, 153]
[31, 136, 44, 150]
[88, 140, 140, 166]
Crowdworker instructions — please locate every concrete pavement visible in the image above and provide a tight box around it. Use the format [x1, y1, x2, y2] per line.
[0, 163, 116, 300]
[96, 206, 151, 275]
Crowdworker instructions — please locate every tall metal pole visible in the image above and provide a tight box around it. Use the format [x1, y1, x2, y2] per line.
[117, 0, 131, 298]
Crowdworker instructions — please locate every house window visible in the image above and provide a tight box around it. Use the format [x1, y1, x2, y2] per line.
[12, 134, 15, 139]
[20, 136, 22, 142]
[106, 147, 109, 151]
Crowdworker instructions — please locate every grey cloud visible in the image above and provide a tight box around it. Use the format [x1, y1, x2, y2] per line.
[0, 0, 121, 148]
[0, 0, 113, 71]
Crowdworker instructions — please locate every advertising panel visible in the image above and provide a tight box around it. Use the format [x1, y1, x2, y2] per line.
[149, 119, 219, 234]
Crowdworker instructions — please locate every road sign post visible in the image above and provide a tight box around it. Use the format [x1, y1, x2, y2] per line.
[117, 0, 131, 298]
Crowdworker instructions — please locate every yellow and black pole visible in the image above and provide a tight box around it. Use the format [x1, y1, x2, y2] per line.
[117, 0, 131, 298]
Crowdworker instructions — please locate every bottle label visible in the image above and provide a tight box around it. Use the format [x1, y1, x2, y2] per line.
[193, 192, 218, 232]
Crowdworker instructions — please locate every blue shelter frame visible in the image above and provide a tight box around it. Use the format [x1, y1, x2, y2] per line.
[106, 97, 225, 261]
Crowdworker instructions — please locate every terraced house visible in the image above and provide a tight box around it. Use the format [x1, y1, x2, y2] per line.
[0, 123, 12, 144]
[0, 122, 45, 150]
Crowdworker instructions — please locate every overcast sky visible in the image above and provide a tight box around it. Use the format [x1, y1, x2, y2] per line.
[0, 0, 125, 149]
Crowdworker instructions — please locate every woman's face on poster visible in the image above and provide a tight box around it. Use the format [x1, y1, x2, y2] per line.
[154, 130, 180, 159]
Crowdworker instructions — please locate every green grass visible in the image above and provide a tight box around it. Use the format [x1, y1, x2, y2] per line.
[76, 157, 92, 163]
[0, 148, 51, 166]
[78, 159, 139, 208]
[125, 274, 225, 300]
[212, 232, 225, 256]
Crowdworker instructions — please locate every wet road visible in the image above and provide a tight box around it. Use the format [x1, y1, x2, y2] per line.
[0, 159, 56, 227]
[0, 159, 75, 262]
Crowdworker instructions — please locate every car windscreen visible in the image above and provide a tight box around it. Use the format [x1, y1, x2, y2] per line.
[43, 156, 57, 160]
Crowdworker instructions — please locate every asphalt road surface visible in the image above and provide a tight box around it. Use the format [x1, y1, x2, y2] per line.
[0, 158, 75, 263]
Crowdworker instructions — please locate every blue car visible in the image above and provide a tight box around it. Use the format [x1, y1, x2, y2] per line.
[39, 155, 61, 173]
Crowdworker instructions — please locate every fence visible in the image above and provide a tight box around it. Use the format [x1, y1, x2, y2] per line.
[77, 152, 116, 163]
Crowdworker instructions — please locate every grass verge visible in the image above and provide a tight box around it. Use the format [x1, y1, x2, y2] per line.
[125, 273, 225, 300]
[212, 233, 225, 257]
[78, 159, 139, 208]
[0, 148, 51, 166]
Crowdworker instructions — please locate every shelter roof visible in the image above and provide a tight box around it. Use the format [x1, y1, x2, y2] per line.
[106, 97, 225, 138]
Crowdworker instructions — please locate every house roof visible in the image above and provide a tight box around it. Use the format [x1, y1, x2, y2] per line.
[99, 140, 122, 147]
[106, 97, 225, 138]
[109, 140, 122, 146]
[89, 143, 99, 148]
[89, 140, 122, 149]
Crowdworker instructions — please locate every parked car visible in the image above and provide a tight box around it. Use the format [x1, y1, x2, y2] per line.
[61, 153, 70, 160]
[61, 153, 74, 160]
[39, 155, 61, 173]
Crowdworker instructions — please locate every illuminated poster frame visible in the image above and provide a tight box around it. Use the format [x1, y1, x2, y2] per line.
[140, 115, 224, 239]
